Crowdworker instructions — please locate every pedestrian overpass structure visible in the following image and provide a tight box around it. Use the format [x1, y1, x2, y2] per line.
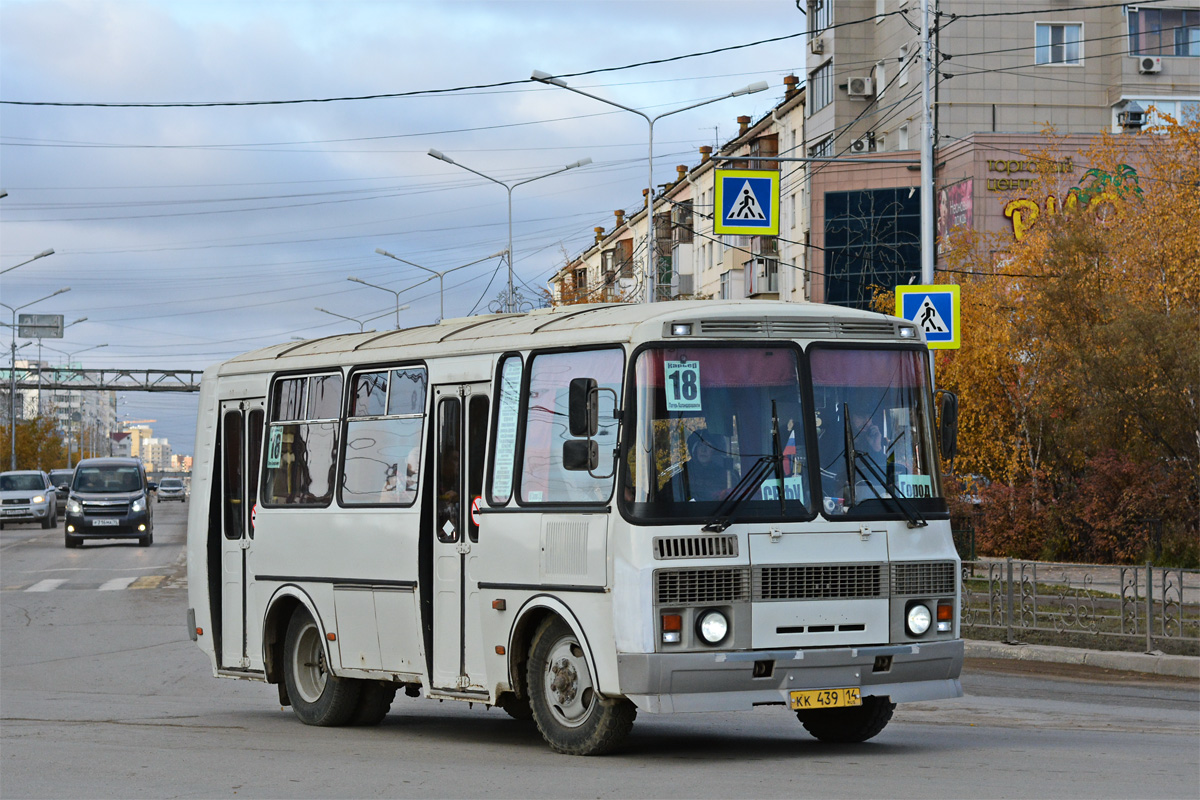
[4, 367, 202, 392]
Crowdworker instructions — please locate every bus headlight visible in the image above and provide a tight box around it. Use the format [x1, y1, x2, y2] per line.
[906, 603, 932, 636]
[696, 610, 729, 645]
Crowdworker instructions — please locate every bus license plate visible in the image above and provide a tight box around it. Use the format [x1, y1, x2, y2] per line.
[789, 687, 861, 710]
[92, 519, 119, 526]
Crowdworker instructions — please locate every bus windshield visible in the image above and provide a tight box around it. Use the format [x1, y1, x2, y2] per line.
[810, 345, 943, 517]
[624, 345, 814, 523]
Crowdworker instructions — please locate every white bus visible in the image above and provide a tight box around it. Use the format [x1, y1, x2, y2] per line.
[186, 300, 963, 755]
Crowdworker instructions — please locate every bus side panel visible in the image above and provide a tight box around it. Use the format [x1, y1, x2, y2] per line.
[187, 370, 222, 670]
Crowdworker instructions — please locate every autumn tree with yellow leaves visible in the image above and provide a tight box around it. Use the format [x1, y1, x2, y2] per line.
[931, 116, 1198, 565]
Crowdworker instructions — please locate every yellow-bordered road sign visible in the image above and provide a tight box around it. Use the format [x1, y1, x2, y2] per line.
[896, 284, 960, 349]
[714, 169, 780, 235]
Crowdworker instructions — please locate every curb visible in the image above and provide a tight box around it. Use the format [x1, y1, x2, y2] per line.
[964, 639, 1200, 679]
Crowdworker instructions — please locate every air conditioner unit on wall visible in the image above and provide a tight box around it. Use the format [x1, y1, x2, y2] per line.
[1139, 56, 1163, 74]
[811, 36, 825, 55]
[850, 134, 877, 154]
[847, 76, 874, 97]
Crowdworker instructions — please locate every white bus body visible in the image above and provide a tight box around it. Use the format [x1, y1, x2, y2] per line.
[186, 300, 963, 755]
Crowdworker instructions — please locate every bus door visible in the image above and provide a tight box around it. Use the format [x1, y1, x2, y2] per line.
[430, 382, 490, 691]
[218, 399, 265, 670]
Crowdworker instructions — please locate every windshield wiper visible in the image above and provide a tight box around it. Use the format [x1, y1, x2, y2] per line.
[842, 402, 927, 528]
[703, 401, 786, 533]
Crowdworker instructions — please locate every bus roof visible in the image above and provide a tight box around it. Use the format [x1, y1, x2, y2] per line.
[215, 300, 917, 377]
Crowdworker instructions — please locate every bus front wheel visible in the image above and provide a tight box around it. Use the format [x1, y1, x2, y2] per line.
[283, 607, 361, 726]
[527, 617, 635, 755]
[796, 695, 895, 743]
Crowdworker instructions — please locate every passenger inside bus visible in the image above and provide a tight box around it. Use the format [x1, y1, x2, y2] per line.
[684, 430, 736, 500]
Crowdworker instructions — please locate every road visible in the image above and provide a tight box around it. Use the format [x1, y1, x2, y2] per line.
[2, 503, 1197, 799]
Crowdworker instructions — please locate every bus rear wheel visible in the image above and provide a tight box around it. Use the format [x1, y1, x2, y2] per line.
[283, 607, 361, 726]
[796, 695, 895, 743]
[527, 617, 635, 755]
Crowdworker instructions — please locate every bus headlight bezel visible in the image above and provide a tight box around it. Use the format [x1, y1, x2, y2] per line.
[695, 609, 729, 645]
[905, 602, 932, 636]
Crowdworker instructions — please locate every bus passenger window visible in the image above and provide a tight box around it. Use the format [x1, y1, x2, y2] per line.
[490, 356, 522, 505]
[262, 373, 342, 507]
[341, 367, 427, 507]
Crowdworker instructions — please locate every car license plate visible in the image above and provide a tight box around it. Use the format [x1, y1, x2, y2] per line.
[789, 687, 862, 710]
[92, 518, 119, 527]
[2, 508, 24, 516]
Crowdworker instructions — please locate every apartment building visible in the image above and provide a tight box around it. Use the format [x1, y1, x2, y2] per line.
[804, 0, 1198, 307]
[551, 75, 808, 305]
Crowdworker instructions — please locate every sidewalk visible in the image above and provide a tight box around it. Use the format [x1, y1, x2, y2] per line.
[965, 639, 1199, 679]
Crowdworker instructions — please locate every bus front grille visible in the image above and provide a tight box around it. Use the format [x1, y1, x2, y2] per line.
[754, 564, 887, 600]
[891, 561, 957, 595]
[655, 567, 751, 605]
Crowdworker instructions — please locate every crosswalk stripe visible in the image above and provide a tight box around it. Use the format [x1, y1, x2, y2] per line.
[26, 579, 68, 592]
[129, 575, 166, 589]
[99, 577, 139, 591]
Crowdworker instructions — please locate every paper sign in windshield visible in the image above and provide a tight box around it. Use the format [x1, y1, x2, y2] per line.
[664, 360, 702, 412]
[760, 475, 804, 502]
[267, 427, 283, 468]
[897, 474, 933, 499]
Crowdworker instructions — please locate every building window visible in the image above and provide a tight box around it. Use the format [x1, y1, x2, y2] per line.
[1129, 7, 1199, 56]
[808, 1, 832, 38]
[1035, 23, 1082, 65]
[809, 136, 833, 159]
[823, 188, 921, 310]
[809, 61, 834, 114]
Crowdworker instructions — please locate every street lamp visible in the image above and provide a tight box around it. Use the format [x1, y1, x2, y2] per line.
[373, 248, 507, 322]
[343, 277, 412, 329]
[0, 248, 55, 276]
[314, 307, 394, 333]
[532, 71, 768, 303]
[42, 342, 107, 468]
[3, 286, 70, 469]
[426, 150, 591, 313]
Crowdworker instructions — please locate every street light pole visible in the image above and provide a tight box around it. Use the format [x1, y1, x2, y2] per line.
[314, 307, 394, 333]
[344, 277, 411, 329]
[426, 150, 591, 312]
[0, 248, 55, 276]
[532, 72, 767, 303]
[373, 248, 507, 321]
[3, 287, 70, 469]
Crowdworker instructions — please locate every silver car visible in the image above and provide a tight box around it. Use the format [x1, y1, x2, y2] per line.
[156, 477, 187, 502]
[0, 470, 59, 529]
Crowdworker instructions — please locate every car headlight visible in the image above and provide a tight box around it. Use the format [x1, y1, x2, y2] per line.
[131, 496, 146, 513]
[695, 610, 729, 645]
[906, 603, 932, 636]
[32, 495, 46, 504]
[67, 499, 82, 514]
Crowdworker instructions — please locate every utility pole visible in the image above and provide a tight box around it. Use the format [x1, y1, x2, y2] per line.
[920, 0, 935, 285]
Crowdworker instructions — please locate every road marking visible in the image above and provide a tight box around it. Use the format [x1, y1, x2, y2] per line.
[129, 575, 166, 589]
[26, 579, 68, 592]
[99, 577, 139, 591]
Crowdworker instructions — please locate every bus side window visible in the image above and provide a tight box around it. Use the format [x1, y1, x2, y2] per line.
[467, 395, 488, 542]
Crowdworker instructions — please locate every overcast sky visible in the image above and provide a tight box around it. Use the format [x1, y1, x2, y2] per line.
[1, 0, 806, 454]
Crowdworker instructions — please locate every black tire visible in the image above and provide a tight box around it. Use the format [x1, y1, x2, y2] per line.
[350, 681, 397, 726]
[64, 532, 80, 548]
[139, 531, 153, 546]
[283, 607, 361, 726]
[498, 692, 534, 721]
[527, 617, 636, 755]
[796, 695, 895, 743]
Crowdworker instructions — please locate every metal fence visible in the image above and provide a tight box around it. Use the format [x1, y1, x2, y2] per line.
[961, 558, 1200, 652]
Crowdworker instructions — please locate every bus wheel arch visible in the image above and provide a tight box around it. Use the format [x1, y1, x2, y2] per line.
[507, 597, 603, 702]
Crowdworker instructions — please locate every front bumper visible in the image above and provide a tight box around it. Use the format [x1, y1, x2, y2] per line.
[1, 505, 50, 523]
[66, 513, 150, 537]
[618, 639, 964, 713]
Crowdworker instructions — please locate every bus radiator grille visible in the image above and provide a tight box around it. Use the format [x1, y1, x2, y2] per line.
[753, 564, 887, 601]
[655, 567, 751, 605]
[890, 561, 957, 596]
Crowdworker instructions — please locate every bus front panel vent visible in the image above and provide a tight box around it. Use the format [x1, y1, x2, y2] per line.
[655, 567, 751, 605]
[653, 534, 739, 560]
[890, 561, 957, 596]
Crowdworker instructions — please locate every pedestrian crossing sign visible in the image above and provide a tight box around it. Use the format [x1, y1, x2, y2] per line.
[714, 168, 780, 235]
[895, 284, 960, 349]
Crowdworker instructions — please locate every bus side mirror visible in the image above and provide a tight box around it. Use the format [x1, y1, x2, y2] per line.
[938, 391, 959, 462]
[568, 378, 598, 437]
[563, 439, 599, 472]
